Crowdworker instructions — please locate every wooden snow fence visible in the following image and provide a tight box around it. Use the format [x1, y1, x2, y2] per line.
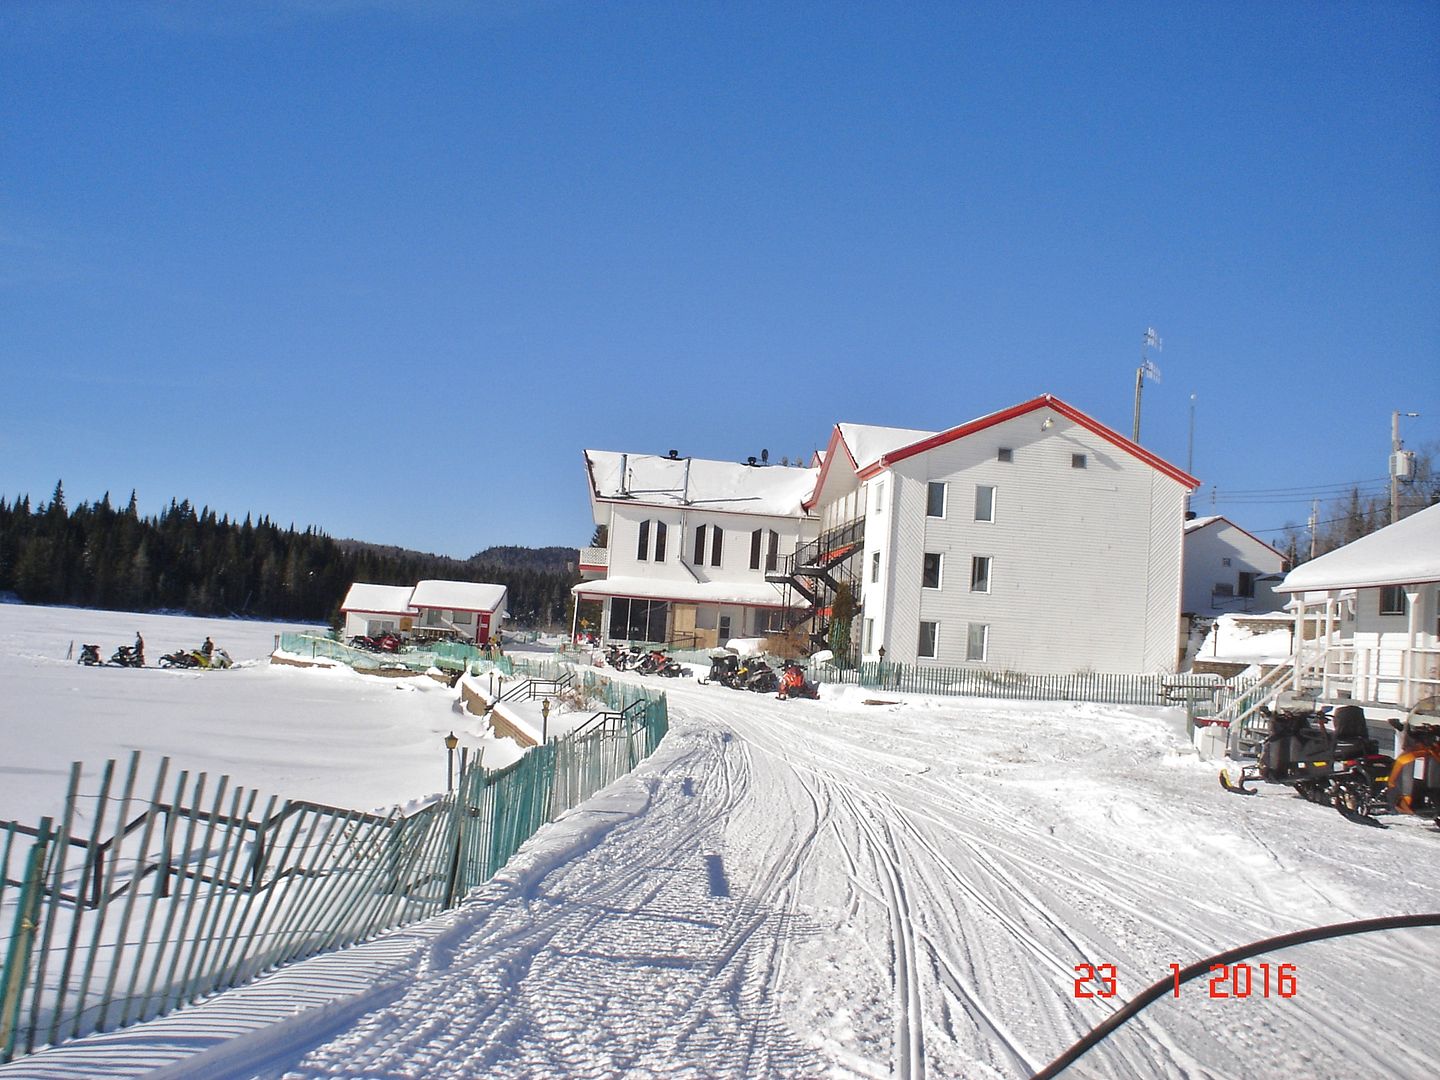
[0, 684, 668, 1063]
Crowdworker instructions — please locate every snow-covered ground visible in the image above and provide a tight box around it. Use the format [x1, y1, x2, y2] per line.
[4, 606, 1439, 1079]
[0, 604, 530, 823]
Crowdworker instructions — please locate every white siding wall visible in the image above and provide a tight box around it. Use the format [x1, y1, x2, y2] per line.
[604, 503, 814, 586]
[862, 413, 1189, 673]
[1181, 522, 1286, 615]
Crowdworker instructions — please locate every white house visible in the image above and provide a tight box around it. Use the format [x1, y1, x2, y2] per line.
[801, 394, 1199, 673]
[339, 583, 418, 640]
[408, 579, 508, 645]
[1181, 515, 1287, 616]
[1276, 502, 1440, 711]
[572, 449, 819, 649]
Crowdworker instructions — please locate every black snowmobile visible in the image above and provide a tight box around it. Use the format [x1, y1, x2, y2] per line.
[78, 643, 102, 666]
[1220, 705, 1394, 819]
[701, 650, 740, 686]
[109, 645, 144, 667]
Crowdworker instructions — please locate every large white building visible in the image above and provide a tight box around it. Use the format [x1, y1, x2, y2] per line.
[573, 449, 819, 649]
[801, 394, 1198, 673]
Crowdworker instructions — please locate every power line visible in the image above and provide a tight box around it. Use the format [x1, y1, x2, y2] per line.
[1200, 476, 1388, 498]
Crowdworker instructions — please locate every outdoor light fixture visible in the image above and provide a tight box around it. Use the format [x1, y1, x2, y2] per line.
[444, 731, 459, 792]
[1041, 416, 1054, 430]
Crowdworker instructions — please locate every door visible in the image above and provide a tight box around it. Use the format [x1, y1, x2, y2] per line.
[718, 614, 732, 645]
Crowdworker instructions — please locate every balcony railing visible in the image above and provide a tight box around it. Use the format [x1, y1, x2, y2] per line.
[580, 546, 609, 569]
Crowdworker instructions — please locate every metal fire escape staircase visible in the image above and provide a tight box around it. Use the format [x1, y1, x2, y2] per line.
[766, 518, 865, 652]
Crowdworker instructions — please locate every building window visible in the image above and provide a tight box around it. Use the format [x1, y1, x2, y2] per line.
[966, 623, 989, 661]
[637, 519, 650, 561]
[1071, 454, 1087, 469]
[654, 521, 667, 562]
[1214, 582, 1234, 597]
[1237, 572, 1258, 599]
[765, 529, 778, 572]
[750, 529, 763, 570]
[864, 618, 874, 654]
[975, 485, 995, 522]
[871, 550, 880, 584]
[1379, 586, 1407, 616]
[874, 480, 886, 513]
[695, 525, 722, 567]
[453, 610, 474, 625]
[971, 555, 991, 593]
[997, 447, 1013, 463]
[608, 597, 669, 642]
[1222, 557, 1232, 567]
[922, 553, 942, 589]
[918, 621, 939, 659]
[926, 482, 946, 518]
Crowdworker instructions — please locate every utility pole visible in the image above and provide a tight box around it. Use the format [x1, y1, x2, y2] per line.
[1309, 499, 1319, 560]
[1132, 327, 1162, 443]
[1390, 410, 1420, 524]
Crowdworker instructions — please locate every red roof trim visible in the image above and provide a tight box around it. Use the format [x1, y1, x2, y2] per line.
[855, 394, 1200, 488]
[571, 589, 799, 610]
[802, 425, 859, 511]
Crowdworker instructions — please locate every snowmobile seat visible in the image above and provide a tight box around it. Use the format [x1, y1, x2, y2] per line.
[1328, 705, 1375, 758]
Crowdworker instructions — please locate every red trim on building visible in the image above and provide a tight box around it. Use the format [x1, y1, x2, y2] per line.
[572, 590, 798, 610]
[802, 424, 859, 511]
[854, 394, 1200, 489]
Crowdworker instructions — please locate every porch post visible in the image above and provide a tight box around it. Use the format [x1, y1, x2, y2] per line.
[1405, 586, 1422, 708]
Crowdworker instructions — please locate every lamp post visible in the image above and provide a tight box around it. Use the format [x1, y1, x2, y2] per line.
[877, 645, 886, 688]
[542, 698, 551, 742]
[444, 731, 458, 792]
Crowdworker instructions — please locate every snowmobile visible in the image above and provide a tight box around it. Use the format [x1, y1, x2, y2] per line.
[701, 649, 740, 686]
[78, 643, 103, 666]
[160, 648, 200, 669]
[742, 659, 779, 694]
[109, 645, 144, 667]
[776, 663, 820, 700]
[1387, 697, 1440, 822]
[1220, 705, 1394, 818]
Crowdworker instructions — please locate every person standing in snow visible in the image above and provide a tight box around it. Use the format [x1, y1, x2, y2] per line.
[201, 636, 214, 658]
[134, 631, 145, 666]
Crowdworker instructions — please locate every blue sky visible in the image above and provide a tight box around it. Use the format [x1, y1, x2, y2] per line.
[3, 1, 1436, 557]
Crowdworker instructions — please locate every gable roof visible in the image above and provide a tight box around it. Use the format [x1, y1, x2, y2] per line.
[340, 583, 416, 615]
[584, 449, 818, 518]
[409, 580, 508, 613]
[1278, 502, 1440, 592]
[854, 394, 1199, 488]
[1183, 515, 1285, 559]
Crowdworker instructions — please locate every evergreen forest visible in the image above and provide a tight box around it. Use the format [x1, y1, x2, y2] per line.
[0, 484, 580, 627]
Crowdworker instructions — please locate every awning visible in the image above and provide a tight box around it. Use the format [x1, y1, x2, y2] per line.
[570, 575, 805, 609]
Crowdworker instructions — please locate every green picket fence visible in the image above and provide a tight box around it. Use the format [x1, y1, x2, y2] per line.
[0, 690, 667, 1063]
[813, 660, 1252, 709]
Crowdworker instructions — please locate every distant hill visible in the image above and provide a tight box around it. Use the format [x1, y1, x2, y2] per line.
[334, 540, 578, 575]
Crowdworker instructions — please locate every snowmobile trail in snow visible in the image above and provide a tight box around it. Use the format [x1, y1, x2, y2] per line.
[13, 674, 1438, 1079]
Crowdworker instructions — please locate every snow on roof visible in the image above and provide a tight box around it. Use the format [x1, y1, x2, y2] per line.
[1278, 502, 1440, 592]
[409, 579, 508, 613]
[571, 575, 804, 609]
[1183, 515, 1223, 532]
[584, 450, 818, 517]
[835, 422, 938, 472]
[340, 583, 416, 614]
[1182, 515, 1285, 558]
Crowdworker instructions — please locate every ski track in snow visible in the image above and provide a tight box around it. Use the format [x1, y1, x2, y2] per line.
[7, 666, 1440, 1079]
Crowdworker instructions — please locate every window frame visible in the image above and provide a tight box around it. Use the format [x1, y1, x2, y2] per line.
[1071, 453, 1087, 470]
[922, 552, 943, 590]
[966, 622, 989, 661]
[926, 482, 947, 518]
[918, 620, 939, 659]
[871, 550, 880, 584]
[637, 519, 650, 562]
[1379, 585, 1407, 616]
[970, 555, 992, 594]
[974, 485, 995, 523]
